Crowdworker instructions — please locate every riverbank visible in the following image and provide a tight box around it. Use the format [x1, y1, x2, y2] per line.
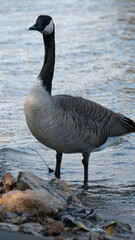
[0, 172, 134, 240]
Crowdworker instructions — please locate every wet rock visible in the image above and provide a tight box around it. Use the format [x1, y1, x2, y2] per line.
[20, 212, 33, 223]
[2, 171, 76, 216]
[11, 216, 25, 225]
[60, 200, 98, 232]
[1, 209, 17, 220]
[89, 231, 110, 240]
[19, 222, 43, 236]
[85, 213, 102, 225]
[0, 207, 18, 223]
[0, 222, 19, 232]
[67, 205, 88, 217]
[115, 221, 132, 234]
[102, 220, 132, 238]
[62, 214, 76, 227]
[44, 216, 54, 225]
[9, 212, 34, 225]
[67, 202, 84, 211]
[2, 189, 67, 216]
[17, 171, 75, 201]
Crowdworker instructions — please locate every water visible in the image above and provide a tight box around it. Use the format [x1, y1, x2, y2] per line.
[0, 0, 135, 233]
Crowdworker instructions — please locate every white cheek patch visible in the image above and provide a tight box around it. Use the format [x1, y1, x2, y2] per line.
[43, 19, 54, 35]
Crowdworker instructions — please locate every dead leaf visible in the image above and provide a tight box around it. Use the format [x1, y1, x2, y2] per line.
[4, 173, 15, 192]
[102, 221, 116, 237]
[108, 226, 115, 236]
[77, 222, 89, 231]
[5, 173, 15, 186]
[0, 198, 3, 205]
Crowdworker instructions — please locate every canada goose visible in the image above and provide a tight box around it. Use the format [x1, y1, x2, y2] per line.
[25, 15, 135, 186]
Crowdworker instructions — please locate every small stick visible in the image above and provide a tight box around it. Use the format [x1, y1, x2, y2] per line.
[32, 149, 54, 173]
[34, 207, 43, 225]
[83, 209, 94, 219]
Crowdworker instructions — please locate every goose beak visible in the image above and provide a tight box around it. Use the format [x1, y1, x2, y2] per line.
[29, 22, 43, 31]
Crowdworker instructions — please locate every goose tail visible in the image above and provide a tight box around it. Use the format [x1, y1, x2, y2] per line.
[108, 115, 135, 137]
[120, 116, 135, 133]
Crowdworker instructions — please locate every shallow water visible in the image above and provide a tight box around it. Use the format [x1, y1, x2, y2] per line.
[0, 0, 135, 234]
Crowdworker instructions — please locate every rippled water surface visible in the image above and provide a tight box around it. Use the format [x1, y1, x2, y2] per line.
[0, 0, 135, 233]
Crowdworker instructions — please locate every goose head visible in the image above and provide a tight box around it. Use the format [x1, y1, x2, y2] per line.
[29, 15, 54, 35]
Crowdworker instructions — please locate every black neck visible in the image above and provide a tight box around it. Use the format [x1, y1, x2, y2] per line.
[38, 30, 55, 95]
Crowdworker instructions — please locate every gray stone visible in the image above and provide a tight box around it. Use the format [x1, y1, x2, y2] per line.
[0, 222, 19, 232]
[17, 171, 75, 201]
[2, 172, 76, 216]
[18, 222, 43, 236]
[61, 214, 76, 227]
[89, 231, 110, 240]
[2, 209, 17, 220]
[115, 222, 132, 234]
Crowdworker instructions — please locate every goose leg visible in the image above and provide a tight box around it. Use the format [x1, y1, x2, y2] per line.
[82, 152, 90, 187]
[55, 152, 62, 179]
